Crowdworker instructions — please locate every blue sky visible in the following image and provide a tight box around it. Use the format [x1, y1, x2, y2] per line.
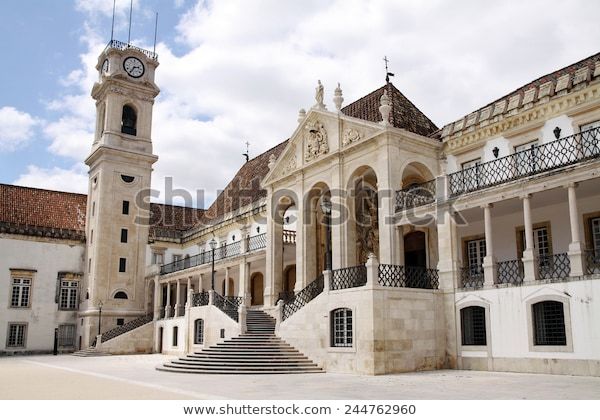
[1, 0, 599, 207]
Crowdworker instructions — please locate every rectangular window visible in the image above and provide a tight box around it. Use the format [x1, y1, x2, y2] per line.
[331, 308, 353, 347]
[58, 324, 75, 347]
[59, 281, 79, 310]
[592, 217, 600, 251]
[11, 277, 31, 308]
[173, 326, 178, 347]
[7, 324, 27, 347]
[120, 228, 128, 243]
[514, 140, 539, 176]
[461, 306, 487, 346]
[519, 226, 551, 258]
[116, 318, 125, 326]
[466, 238, 486, 271]
[119, 258, 127, 273]
[122, 200, 130, 215]
[152, 252, 164, 265]
[533, 301, 567, 346]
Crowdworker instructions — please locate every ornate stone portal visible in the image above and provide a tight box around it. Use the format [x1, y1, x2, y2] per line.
[342, 128, 361, 146]
[304, 120, 329, 162]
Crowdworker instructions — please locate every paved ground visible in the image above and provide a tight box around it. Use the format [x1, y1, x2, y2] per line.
[0, 354, 599, 400]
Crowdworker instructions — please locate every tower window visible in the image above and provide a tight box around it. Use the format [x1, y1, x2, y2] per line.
[121, 105, 137, 136]
[122, 200, 130, 215]
[119, 258, 127, 273]
[120, 228, 128, 243]
[121, 175, 135, 183]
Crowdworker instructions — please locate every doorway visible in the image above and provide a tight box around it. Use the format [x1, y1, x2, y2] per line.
[404, 231, 427, 267]
[250, 273, 264, 306]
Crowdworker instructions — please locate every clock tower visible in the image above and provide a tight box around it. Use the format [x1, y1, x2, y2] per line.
[79, 41, 160, 347]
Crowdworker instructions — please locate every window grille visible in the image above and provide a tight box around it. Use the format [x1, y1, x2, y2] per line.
[172, 326, 178, 347]
[58, 324, 75, 347]
[460, 306, 486, 346]
[11, 278, 31, 307]
[7, 324, 26, 347]
[331, 308, 353, 347]
[532, 301, 567, 346]
[194, 319, 204, 344]
[59, 281, 79, 310]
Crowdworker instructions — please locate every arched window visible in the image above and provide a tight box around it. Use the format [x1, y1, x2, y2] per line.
[194, 319, 204, 344]
[532, 300, 566, 346]
[114, 291, 128, 299]
[330, 308, 352, 347]
[460, 306, 486, 346]
[121, 105, 137, 136]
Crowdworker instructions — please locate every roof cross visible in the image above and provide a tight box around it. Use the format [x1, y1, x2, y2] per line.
[383, 56, 394, 83]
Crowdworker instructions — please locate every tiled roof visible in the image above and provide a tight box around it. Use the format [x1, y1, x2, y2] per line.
[149, 203, 205, 238]
[440, 52, 600, 140]
[341, 83, 438, 137]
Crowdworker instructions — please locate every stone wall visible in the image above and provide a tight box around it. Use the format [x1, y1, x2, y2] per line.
[97, 321, 153, 354]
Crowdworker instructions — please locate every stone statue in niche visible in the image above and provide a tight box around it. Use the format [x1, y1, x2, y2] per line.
[304, 120, 329, 162]
[355, 183, 379, 264]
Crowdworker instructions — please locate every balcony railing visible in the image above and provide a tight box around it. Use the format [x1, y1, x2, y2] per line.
[448, 127, 600, 196]
[585, 249, 600, 275]
[160, 238, 258, 275]
[395, 179, 436, 212]
[247, 233, 267, 252]
[104, 39, 158, 60]
[331, 265, 367, 290]
[213, 292, 239, 322]
[378, 264, 439, 289]
[460, 265, 484, 288]
[191, 291, 209, 307]
[283, 230, 297, 244]
[496, 259, 524, 285]
[282, 274, 324, 321]
[538, 253, 571, 280]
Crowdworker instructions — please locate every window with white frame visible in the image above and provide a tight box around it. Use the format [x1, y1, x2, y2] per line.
[532, 300, 567, 346]
[194, 319, 204, 344]
[520, 227, 551, 263]
[59, 280, 79, 310]
[466, 238, 486, 274]
[7, 323, 27, 347]
[152, 252, 164, 265]
[11, 277, 31, 308]
[58, 324, 76, 347]
[580, 120, 600, 157]
[331, 308, 353, 347]
[592, 217, 600, 251]
[514, 140, 539, 176]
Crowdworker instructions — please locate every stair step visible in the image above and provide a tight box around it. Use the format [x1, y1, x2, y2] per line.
[160, 364, 322, 373]
[172, 360, 317, 367]
[157, 366, 323, 375]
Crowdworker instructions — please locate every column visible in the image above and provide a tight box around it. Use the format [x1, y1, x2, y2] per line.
[397, 226, 405, 266]
[239, 260, 251, 305]
[265, 187, 283, 306]
[152, 276, 161, 320]
[482, 204, 497, 286]
[224, 266, 231, 297]
[521, 194, 538, 282]
[164, 281, 171, 318]
[175, 279, 181, 317]
[566, 183, 585, 276]
[186, 276, 192, 307]
[198, 273, 203, 292]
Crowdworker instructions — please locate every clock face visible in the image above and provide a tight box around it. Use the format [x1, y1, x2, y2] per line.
[101, 59, 109, 74]
[123, 56, 144, 78]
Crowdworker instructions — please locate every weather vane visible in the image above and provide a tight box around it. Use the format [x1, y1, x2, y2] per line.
[243, 141, 250, 162]
[384, 56, 395, 83]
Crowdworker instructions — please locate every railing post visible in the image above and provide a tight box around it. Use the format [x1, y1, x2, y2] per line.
[323, 270, 332, 293]
[274, 299, 284, 330]
[238, 304, 247, 334]
[208, 289, 214, 306]
[365, 253, 379, 287]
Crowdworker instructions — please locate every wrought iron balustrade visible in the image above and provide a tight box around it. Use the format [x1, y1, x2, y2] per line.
[331, 265, 367, 290]
[448, 127, 600, 196]
[496, 259, 524, 285]
[282, 274, 324, 321]
[160, 240, 245, 275]
[395, 179, 436, 212]
[192, 291, 210, 307]
[460, 265, 484, 288]
[538, 253, 571, 280]
[247, 233, 267, 251]
[283, 230, 297, 244]
[105, 39, 158, 60]
[378, 264, 439, 289]
[278, 291, 295, 303]
[213, 292, 239, 322]
[585, 249, 600, 275]
[98, 314, 153, 344]
[225, 296, 244, 307]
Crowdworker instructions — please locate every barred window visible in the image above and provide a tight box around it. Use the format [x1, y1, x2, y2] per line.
[194, 319, 204, 344]
[11, 277, 31, 307]
[7, 324, 26, 347]
[173, 326, 179, 347]
[591, 217, 600, 251]
[59, 281, 79, 310]
[331, 308, 353, 347]
[58, 324, 75, 347]
[460, 306, 487, 346]
[533, 300, 566, 346]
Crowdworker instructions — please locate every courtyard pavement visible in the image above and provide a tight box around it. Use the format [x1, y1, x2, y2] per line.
[0, 354, 599, 400]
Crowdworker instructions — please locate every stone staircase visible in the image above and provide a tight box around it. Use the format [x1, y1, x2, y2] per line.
[157, 309, 323, 374]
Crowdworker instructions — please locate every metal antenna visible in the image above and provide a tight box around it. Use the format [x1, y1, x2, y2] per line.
[110, 0, 116, 41]
[153, 12, 159, 54]
[127, 0, 133, 45]
[243, 141, 250, 162]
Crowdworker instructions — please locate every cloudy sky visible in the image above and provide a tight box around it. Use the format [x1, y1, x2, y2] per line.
[1, 0, 599, 208]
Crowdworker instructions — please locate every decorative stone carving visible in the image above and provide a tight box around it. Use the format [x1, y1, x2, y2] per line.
[314, 80, 326, 110]
[453, 118, 465, 132]
[342, 128, 360, 146]
[555, 74, 571, 92]
[268, 154, 277, 170]
[507, 94, 521, 112]
[491, 100, 506, 117]
[304, 120, 329, 162]
[465, 112, 478, 128]
[522, 88, 537, 105]
[573, 67, 590, 85]
[441, 124, 453, 137]
[379, 89, 391, 126]
[297, 108, 306, 124]
[333, 83, 344, 111]
[538, 81, 554, 98]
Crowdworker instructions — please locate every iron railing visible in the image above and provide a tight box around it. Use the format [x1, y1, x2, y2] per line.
[282, 274, 324, 321]
[448, 127, 600, 196]
[247, 233, 267, 251]
[278, 291, 295, 302]
[331, 265, 367, 290]
[225, 296, 244, 307]
[496, 259, 524, 285]
[213, 292, 239, 322]
[460, 265, 484, 288]
[395, 179, 436, 211]
[538, 253, 571, 280]
[105, 39, 158, 60]
[585, 249, 600, 275]
[160, 240, 244, 275]
[191, 291, 210, 307]
[283, 230, 297, 244]
[378, 264, 439, 289]
[96, 314, 153, 345]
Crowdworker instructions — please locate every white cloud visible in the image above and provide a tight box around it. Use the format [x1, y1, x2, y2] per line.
[0, 107, 39, 151]
[14, 164, 88, 194]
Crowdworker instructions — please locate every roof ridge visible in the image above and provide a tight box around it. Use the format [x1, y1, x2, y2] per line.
[0, 182, 87, 197]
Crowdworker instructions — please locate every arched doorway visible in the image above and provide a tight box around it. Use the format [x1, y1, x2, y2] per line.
[250, 273, 264, 306]
[282, 265, 296, 298]
[404, 231, 427, 267]
[304, 183, 332, 280]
